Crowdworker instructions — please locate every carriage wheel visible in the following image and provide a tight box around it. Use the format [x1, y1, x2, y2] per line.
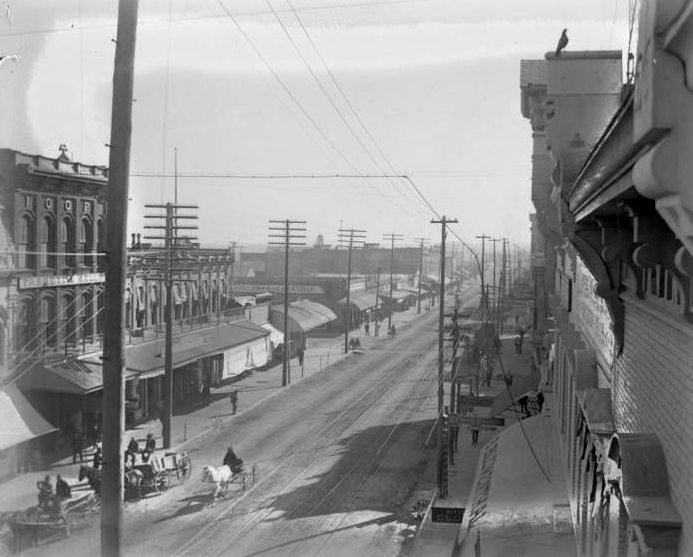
[179, 456, 192, 482]
[251, 464, 259, 484]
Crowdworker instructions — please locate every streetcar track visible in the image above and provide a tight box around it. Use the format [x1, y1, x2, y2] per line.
[172, 320, 437, 556]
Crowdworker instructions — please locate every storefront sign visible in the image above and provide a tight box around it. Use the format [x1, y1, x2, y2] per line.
[432, 507, 465, 523]
[457, 395, 494, 407]
[576, 257, 615, 367]
[234, 283, 324, 295]
[19, 273, 105, 289]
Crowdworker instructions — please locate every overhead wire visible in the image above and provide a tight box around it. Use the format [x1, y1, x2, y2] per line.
[214, 0, 419, 217]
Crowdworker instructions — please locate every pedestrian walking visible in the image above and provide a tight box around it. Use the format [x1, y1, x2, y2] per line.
[297, 346, 305, 367]
[71, 431, 83, 464]
[518, 395, 529, 416]
[504, 371, 513, 387]
[450, 415, 459, 452]
[364, 322, 370, 336]
[514, 335, 523, 354]
[468, 409, 480, 446]
[537, 390, 545, 413]
[229, 389, 238, 415]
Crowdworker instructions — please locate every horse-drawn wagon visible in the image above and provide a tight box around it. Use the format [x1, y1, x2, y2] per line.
[201, 460, 259, 507]
[126, 450, 192, 500]
[5, 491, 100, 548]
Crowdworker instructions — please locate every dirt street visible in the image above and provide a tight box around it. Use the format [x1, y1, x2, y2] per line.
[22, 308, 444, 557]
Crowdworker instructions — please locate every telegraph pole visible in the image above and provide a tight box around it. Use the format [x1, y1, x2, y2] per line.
[338, 227, 366, 354]
[143, 203, 198, 449]
[383, 233, 403, 333]
[475, 235, 490, 316]
[374, 267, 381, 336]
[269, 220, 306, 386]
[414, 237, 429, 314]
[101, 1, 138, 555]
[432, 216, 457, 497]
[490, 238, 500, 332]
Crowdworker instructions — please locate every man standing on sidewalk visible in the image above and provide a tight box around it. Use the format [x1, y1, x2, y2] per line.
[229, 389, 238, 415]
[468, 409, 480, 446]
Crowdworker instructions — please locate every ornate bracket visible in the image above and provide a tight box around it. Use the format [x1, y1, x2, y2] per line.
[567, 218, 626, 355]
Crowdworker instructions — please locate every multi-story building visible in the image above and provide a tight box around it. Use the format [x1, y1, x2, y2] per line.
[0, 148, 270, 461]
[520, 3, 693, 553]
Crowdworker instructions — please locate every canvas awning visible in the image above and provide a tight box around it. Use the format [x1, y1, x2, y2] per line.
[18, 359, 138, 395]
[20, 322, 270, 394]
[270, 300, 337, 332]
[0, 384, 57, 451]
[261, 322, 284, 346]
[337, 289, 379, 311]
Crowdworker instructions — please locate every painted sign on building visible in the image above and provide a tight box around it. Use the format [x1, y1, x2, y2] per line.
[576, 256, 614, 368]
[19, 273, 105, 289]
[234, 284, 325, 295]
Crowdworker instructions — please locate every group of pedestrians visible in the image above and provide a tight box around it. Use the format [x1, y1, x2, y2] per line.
[517, 390, 545, 418]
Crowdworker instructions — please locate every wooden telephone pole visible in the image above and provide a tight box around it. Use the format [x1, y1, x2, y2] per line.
[431, 216, 457, 497]
[269, 220, 306, 386]
[414, 237, 429, 314]
[101, 1, 138, 555]
[382, 233, 403, 333]
[143, 203, 198, 449]
[338, 227, 366, 354]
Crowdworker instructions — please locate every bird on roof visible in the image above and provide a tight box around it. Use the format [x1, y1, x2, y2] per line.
[555, 29, 569, 57]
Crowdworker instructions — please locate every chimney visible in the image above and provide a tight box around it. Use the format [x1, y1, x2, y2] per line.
[131, 233, 136, 248]
[136, 233, 141, 247]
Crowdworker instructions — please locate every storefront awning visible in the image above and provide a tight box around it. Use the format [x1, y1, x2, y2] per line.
[232, 296, 256, 307]
[20, 322, 270, 394]
[337, 289, 380, 311]
[0, 385, 57, 451]
[261, 322, 284, 346]
[271, 300, 337, 332]
[18, 359, 137, 395]
[110, 321, 269, 374]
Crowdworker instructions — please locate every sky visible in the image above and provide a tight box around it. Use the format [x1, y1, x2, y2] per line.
[0, 0, 630, 250]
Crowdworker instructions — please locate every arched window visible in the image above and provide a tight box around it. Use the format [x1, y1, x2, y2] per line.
[96, 220, 104, 271]
[39, 216, 56, 268]
[17, 215, 34, 268]
[80, 218, 93, 267]
[60, 217, 75, 268]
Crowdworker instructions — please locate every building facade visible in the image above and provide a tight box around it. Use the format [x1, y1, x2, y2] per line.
[520, 4, 693, 552]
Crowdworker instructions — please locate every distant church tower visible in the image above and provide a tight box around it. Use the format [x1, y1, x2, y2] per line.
[316, 234, 324, 248]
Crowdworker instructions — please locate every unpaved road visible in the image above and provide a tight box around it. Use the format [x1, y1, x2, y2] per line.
[22, 307, 450, 557]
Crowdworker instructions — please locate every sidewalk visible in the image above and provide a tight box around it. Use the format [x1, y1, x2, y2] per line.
[0, 303, 431, 516]
[411, 335, 544, 557]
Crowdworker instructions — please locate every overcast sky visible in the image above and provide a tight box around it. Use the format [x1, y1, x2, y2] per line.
[0, 0, 629, 249]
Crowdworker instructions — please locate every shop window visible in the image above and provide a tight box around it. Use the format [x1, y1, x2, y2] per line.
[40, 296, 57, 348]
[62, 294, 75, 346]
[82, 292, 93, 341]
[17, 215, 34, 268]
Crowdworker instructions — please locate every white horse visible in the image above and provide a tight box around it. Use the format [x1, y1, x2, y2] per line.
[200, 465, 232, 507]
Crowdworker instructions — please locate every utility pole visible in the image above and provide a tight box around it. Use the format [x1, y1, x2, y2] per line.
[499, 238, 509, 333]
[102, 1, 138, 555]
[374, 267, 381, 336]
[143, 203, 198, 449]
[475, 235, 490, 318]
[269, 220, 306, 386]
[382, 233, 403, 333]
[490, 238, 500, 332]
[431, 216, 457, 498]
[414, 237, 429, 314]
[338, 227, 366, 354]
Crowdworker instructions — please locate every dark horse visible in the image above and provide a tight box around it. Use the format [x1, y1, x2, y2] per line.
[124, 469, 144, 501]
[78, 464, 101, 495]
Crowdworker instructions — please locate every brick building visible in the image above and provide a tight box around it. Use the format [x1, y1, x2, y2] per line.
[520, 4, 693, 552]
